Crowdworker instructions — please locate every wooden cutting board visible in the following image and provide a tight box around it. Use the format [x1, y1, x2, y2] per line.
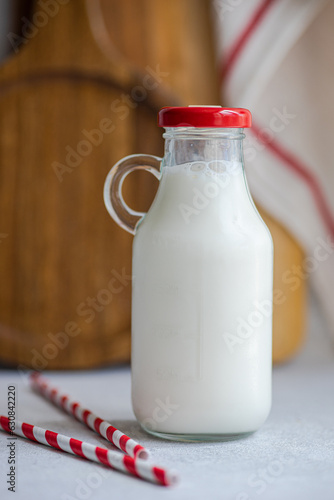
[0, 0, 305, 368]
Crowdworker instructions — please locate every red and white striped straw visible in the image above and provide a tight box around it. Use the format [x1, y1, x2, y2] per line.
[29, 372, 148, 460]
[0, 416, 177, 486]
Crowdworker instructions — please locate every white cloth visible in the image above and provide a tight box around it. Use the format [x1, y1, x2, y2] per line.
[213, 0, 334, 337]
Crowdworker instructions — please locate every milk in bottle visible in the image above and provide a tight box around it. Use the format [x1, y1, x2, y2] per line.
[104, 107, 273, 441]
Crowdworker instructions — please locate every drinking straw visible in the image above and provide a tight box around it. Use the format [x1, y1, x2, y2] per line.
[29, 371, 148, 459]
[0, 416, 177, 487]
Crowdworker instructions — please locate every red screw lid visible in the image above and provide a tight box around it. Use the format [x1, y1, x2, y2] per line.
[158, 106, 252, 128]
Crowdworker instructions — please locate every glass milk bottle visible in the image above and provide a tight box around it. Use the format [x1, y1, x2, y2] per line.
[104, 106, 273, 441]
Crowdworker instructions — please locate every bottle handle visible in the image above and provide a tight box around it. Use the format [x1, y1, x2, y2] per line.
[103, 154, 162, 235]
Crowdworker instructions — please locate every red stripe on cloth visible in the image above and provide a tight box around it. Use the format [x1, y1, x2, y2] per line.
[106, 425, 116, 442]
[94, 417, 103, 434]
[82, 410, 91, 425]
[69, 438, 85, 457]
[221, 0, 277, 81]
[22, 423, 37, 441]
[251, 122, 334, 237]
[95, 447, 110, 466]
[123, 455, 140, 477]
[152, 466, 168, 486]
[0, 416, 10, 432]
[45, 430, 61, 449]
[119, 435, 130, 453]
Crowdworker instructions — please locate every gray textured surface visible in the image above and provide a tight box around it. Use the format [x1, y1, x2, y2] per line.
[0, 295, 333, 500]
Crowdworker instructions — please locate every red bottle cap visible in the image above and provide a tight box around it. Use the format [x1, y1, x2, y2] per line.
[158, 106, 252, 128]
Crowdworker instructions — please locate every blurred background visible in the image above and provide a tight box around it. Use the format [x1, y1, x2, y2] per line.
[0, 0, 333, 370]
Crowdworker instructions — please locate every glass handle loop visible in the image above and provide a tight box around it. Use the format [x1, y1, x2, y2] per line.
[103, 154, 162, 235]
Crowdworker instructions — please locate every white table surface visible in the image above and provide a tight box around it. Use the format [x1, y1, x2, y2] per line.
[0, 295, 334, 500]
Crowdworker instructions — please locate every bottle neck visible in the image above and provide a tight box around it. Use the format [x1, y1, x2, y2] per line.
[162, 127, 245, 167]
[156, 127, 255, 222]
